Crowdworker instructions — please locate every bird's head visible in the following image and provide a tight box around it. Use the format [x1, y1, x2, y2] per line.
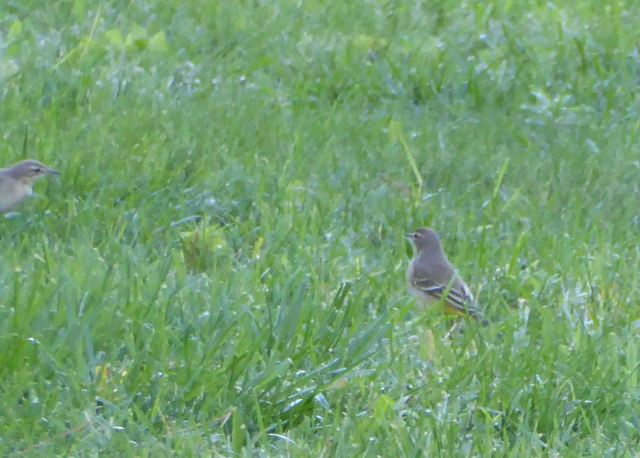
[405, 227, 442, 252]
[9, 160, 59, 183]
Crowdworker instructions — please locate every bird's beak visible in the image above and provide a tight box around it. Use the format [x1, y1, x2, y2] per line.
[404, 232, 415, 240]
[46, 168, 60, 176]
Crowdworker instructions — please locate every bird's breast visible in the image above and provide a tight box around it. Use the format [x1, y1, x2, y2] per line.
[406, 262, 438, 305]
[0, 181, 33, 212]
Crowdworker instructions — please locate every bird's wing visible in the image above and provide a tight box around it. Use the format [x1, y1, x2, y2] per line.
[411, 275, 483, 318]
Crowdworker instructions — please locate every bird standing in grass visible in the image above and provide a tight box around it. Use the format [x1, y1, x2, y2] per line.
[0, 160, 59, 213]
[405, 227, 487, 325]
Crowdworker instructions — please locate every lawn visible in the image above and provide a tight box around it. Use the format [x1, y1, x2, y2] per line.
[1, 0, 639, 455]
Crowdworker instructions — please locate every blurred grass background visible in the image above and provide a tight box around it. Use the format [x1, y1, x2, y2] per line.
[1, 0, 639, 455]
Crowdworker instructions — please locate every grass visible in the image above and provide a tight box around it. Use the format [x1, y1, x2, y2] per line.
[1, 0, 639, 455]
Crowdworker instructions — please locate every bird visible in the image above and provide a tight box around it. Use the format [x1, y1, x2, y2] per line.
[0, 159, 59, 213]
[405, 227, 487, 325]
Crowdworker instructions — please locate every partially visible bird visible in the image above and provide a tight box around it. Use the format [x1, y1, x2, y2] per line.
[405, 227, 487, 325]
[0, 159, 59, 213]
